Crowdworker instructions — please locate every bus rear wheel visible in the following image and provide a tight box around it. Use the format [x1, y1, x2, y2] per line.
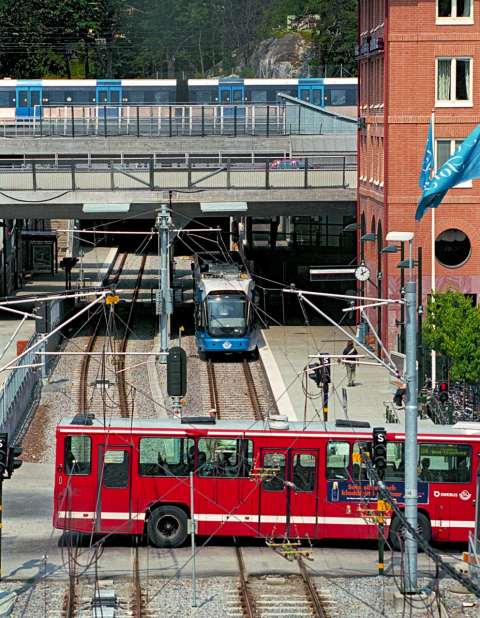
[389, 512, 431, 551]
[147, 506, 188, 548]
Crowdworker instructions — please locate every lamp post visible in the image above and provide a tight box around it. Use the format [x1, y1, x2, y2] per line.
[386, 231, 418, 594]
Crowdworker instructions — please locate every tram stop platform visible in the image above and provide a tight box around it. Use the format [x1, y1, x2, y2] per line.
[260, 325, 396, 425]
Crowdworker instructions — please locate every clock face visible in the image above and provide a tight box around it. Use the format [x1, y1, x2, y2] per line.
[355, 265, 370, 282]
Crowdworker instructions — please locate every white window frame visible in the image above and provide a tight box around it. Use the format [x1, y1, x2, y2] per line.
[436, 138, 472, 188]
[435, 57, 473, 107]
[436, 0, 473, 24]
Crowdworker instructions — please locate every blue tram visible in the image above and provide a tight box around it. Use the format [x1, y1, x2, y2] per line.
[0, 77, 357, 119]
[193, 254, 260, 356]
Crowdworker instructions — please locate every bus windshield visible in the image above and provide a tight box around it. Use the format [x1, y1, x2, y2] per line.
[207, 293, 247, 337]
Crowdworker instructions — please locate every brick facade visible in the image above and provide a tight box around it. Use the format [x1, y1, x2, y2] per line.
[359, 0, 480, 348]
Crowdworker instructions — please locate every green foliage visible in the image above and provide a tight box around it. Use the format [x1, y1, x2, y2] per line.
[423, 291, 480, 383]
[0, 0, 357, 78]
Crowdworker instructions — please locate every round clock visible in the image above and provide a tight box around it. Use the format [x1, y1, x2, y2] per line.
[355, 264, 371, 282]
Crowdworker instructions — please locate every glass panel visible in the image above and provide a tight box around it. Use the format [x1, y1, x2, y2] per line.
[30, 90, 40, 106]
[110, 90, 120, 104]
[139, 437, 194, 476]
[418, 443, 471, 482]
[330, 89, 347, 105]
[18, 90, 28, 108]
[262, 452, 286, 491]
[250, 89, 267, 103]
[206, 293, 247, 337]
[326, 441, 350, 479]
[352, 442, 370, 480]
[438, 0, 452, 17]
[103, 450, 129, 488]
[64, 436, 91, 475]
[455, 139, 464, 152]
[456, 59, 470, 100]
[0, 90, 11, 106]
[292, 453, 316, 492]
[197, 438, 253, 477]
[458, 0, 471, 17]
[437, 59, 452, 100]
[300, 88, 310, 102]
[98, 89, 108, 103]
[384, 442, 405, 481]
[232, 88, 243, 103]
[437, 140, 452, 167]
[220, 89, 230, 103]
[311, 89, 323, 106]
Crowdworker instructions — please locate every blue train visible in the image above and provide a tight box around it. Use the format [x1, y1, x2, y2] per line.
[193, 253, 260, 356]
[0, 77, 357, 119]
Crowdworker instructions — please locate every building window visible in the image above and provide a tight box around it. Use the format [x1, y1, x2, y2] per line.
[437, 0, 472, 22]
[435, 228, 471, 267]
[436, 139, 472, 187]
[436, 58, 472, 105]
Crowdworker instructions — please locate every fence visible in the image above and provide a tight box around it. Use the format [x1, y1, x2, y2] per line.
[0, 155, 357, 193]
[0, 335, 41, 438]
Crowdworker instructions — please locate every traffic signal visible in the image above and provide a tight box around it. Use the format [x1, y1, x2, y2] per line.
[372, 427, 387, 479]
[0, 433, 7, 477]
[439, 382, 448, 404]
[6, 445, 22, 478]
[167, 347, 187, 397]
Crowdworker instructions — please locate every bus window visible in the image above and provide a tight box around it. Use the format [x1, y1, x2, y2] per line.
[326, 441, 350, 479]
[103, 450, 129, 488]
[139, 437, 194, 476]
[352, 442, 369, 480]
[293, 453, 316, 492]
[418, 444, 471, 483]
[197, 438, 253, 478]
[64, 436, 91, 475]
[385, 442, 404, 481]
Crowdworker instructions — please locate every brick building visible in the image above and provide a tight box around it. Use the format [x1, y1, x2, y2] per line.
[358, 0, 480, 350]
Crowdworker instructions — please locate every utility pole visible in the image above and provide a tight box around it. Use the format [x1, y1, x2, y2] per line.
[156, 204, 173, 363]
[404, 278, 418, 593]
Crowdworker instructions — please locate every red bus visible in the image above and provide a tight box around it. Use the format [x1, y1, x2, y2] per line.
[53, 416, 479, 548]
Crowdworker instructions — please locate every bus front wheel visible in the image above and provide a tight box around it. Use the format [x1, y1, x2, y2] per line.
[147, 506, 188, 548]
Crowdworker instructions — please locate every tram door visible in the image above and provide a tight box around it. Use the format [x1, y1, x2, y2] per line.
[298, 85, 325, 107]
[16, 85, 43, 118]
[96, 82, 123, 118]
[97, 445, 133, 533]
[259, 449, 318, 538]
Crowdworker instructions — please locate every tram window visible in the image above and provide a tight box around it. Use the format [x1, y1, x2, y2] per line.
[103, 450, 129, 488]
[326, 441, 350, 479]
[250, 89, 268, 103]
[330, 89, 347, 106]
[139, 437, 194, 476]
[418, 443, 471, 483]
[293, 453, 316, 492]
[197, 438, 253, 478]
[262, 452, 286, 491]
[64, 436, 91, 475]
[18, 90, 28, 108]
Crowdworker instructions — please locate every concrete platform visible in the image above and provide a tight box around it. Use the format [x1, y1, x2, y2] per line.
[2, 463, 455, 582]
[0, 318, 36, 388]
[260, 326, 395, 424]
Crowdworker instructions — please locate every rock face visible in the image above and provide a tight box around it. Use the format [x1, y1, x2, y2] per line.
[248, 33, 315, 78]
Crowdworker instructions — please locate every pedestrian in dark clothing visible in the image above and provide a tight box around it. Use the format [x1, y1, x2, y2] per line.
[342, 340, 358, 386]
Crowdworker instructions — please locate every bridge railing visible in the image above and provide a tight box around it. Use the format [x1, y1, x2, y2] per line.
[0, 104, 303, 138]
[0, 155, 357, 191]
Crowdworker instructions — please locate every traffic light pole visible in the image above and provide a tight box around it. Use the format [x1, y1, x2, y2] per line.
[404, 279, 418, 593]
[157, 204, 173, 363]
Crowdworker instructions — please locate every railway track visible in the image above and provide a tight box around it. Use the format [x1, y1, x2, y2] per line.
[206, 358, 269, 421]
[232, 546, 333, 618]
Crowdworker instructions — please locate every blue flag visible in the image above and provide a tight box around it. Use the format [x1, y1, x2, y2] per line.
[419, 120, 434, 189]
[416, 123, 480, 220]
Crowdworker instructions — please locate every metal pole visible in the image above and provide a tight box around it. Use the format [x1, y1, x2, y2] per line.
[475, 454, 480, 552]
[404, 278, 418, 593]
[400, 243, 405, 353]
[157, 204, 172, 363]
[417, 247, 424, 390]
[190, 471, 197, 607]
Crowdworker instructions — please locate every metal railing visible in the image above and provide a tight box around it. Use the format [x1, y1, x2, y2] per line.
[0, 334, 39, 432]
[0, 103, 301, 138]
[0, 155, 357, 192]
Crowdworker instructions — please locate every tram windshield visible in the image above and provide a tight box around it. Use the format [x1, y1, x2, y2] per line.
[206, 292, 247, 337]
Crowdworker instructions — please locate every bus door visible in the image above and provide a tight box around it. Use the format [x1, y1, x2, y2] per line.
[96, 81, 123, 118]
[16, 83, 43, 118]
[259, 449, 289, 537]
[97, 445, 133, 533]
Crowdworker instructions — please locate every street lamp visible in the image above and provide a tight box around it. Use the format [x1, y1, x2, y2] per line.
[386, 230, 418, 594]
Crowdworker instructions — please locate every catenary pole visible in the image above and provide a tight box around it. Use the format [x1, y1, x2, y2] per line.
[404, 278, 418, 593]
[431, 110, 437, 389]
[157, 204, 172, 363]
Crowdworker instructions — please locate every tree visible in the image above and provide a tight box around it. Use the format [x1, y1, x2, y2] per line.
[423, 291, 480, 384]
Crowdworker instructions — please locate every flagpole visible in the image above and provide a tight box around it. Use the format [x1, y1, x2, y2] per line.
[431, 109, 436, 390]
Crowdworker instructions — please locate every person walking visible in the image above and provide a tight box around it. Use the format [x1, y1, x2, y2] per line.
[342, 340, 358, 386]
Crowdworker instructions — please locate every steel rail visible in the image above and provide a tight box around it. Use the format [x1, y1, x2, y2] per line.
[206, 358, 220, 418]
[297, 557, 329, 618]
[235, 546, 256, 618]
[242, 359, 263, 421]
[131, 543, 144, 618]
